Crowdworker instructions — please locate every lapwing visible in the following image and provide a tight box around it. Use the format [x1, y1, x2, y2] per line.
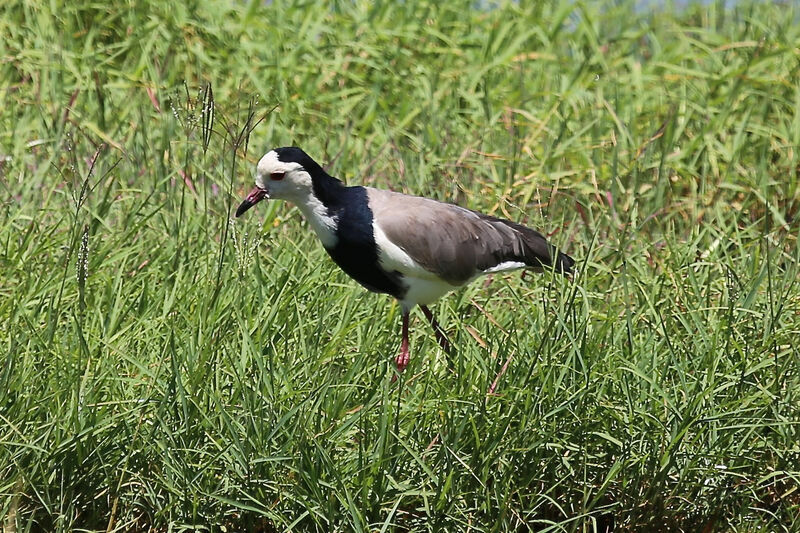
[236, 147, 574, 376]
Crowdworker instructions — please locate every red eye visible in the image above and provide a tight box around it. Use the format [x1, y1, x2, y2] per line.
[270, 172, 285, 181]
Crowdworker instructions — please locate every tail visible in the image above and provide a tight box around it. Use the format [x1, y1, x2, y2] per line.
[495, 217, 574, 276]
[552, 249, 575, 276]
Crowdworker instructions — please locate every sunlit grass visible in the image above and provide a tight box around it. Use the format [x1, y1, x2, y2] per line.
[1, 0, 798, 531]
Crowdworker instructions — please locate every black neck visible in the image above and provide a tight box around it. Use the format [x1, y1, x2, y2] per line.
[308, 165, 346, 208]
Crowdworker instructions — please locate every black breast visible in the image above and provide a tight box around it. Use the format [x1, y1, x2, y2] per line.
[323, 186, 406, 299]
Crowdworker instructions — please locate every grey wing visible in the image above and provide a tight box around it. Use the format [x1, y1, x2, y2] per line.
[367, 188, 572, 284]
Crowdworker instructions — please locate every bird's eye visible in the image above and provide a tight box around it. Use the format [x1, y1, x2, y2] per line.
[270, 172, 285, 181]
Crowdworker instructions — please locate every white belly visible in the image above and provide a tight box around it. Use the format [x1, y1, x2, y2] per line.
[398, 276, 457, 310]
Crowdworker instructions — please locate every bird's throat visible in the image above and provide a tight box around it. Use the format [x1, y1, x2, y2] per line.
[295, 191, 339, 248]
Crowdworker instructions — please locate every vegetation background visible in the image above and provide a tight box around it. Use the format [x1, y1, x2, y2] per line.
[1, 0, 798, 531]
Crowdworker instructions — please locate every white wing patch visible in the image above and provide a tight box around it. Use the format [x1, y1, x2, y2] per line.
[373, 220, 459, 309]
[482, 261, 526, 274]
[372, 221, 437, 280]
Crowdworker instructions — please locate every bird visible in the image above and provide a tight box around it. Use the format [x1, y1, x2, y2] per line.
[236, 147, 574, 376]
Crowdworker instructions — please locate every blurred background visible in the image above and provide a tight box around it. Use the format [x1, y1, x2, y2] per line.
[1, 1, 798, 531]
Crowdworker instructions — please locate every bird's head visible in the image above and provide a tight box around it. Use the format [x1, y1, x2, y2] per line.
[235, 147, 322, 217]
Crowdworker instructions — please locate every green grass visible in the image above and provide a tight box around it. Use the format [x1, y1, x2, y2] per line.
[1, 0, 799, 531]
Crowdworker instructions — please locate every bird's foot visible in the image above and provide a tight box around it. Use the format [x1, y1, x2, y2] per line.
[395, 349, 410, 373]
[390, 347, 410, 383]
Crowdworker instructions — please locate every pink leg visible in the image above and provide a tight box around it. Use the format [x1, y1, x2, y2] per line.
[420, 305, 452, 354]
[394, 311, 410, 372]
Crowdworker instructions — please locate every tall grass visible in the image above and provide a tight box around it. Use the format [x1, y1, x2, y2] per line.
[1, 0, 798, 531]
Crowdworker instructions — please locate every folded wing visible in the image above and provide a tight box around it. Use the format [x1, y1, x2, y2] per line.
[367, 188, 573, 284]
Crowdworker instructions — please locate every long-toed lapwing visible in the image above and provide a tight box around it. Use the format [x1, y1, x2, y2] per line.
[236, 147, 573, 376]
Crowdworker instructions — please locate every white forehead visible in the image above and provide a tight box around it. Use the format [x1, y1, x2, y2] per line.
[257, 150, 302, 176]
[256, 150, 281, 175]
